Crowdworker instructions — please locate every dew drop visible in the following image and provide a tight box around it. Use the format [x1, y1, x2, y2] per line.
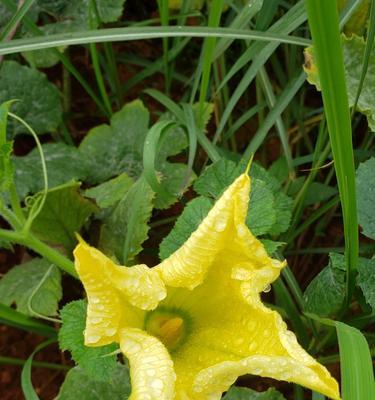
[214, 219, 227, 232]
[91, 317, 103, 324]
[150, 378, 164, 390]
[86, 335, 101, 344]
[262, 284, 271, 293]
[105, 328, 116, 336]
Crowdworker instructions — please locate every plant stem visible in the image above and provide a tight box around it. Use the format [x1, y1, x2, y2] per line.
[0, 229, 77, 278]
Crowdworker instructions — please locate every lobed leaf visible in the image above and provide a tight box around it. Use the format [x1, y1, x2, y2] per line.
[13, 142, 90, 199]
[84, 173, 134, 209]
[356, 157, 375, 240]
[30, 181, 98, 252]
[223, 386, 286, 399]
[0, 61, 61, 135]
[59, 300, 118, 382]
[304, 253, 346, 317]
[357, 257, 375, 311]
[79, 100, 149, 184]
[0, 258, 61, 317]
[99, 176, 154, 264]
[57, 364, 131, 400]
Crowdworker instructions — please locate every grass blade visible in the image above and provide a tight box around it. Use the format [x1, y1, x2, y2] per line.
[0, 26, 311, 56]
[0, 303, 56, 338]
[335, 321, 375, 400]
[0, 0, 35, 41]
[305, 0, 358, 303]
[21, 339, 55, 400]
[198, 0, 224, 111]
[242, 70, 305, 160]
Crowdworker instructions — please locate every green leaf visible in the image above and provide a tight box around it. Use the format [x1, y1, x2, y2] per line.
[0, 61, 62, 135]
[63, 0, 126, 27]
[0, 258, 61, 317]
[193, 158, 292, 236]
[100, 176, 154, 264]
[59, 300, 118, 382]
[84, 173, 134, 209]
[0, 141, 13, 193]
[246, 178, 276, 236]
[223, 386, 286, 399]
[30, 182, 97, 252]
[356, 157, 375, 239]
[22, 21, 77, 68]
[13, 143, 90, 199]
[159, 196, 213, 260]
[193, 158, 238, 199]
[357, 257, 375, 311]
[304, 253, 346, 317]
[288, 178, 338, 206]
[57, 364, 131, 400]
[260, 239, 285, 257]
[79, 100, 149, 184]
[335, 321, 375, 400]
[305, 35, 375, 132]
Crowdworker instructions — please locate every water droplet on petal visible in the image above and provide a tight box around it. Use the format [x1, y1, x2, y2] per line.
[150, 378, 164, 389]
[214, 219, 227, 232]
[105, 328, 116, 336]
[262, 284, 271, 293]
[86, 335, 101, 344]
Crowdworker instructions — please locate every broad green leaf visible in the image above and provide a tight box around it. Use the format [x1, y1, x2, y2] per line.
[100, 176, 154, 264]
[337, 0, 370, 35]
[63, 0, 126, 26]
[154, 162, 195, 209]
[304, 253, 346, 317]
[356, 157, 375, 239]
[305, 35, 375, 132]
[79, 100, 149, 184]
[84, 173, 134, 209]
[288, 178, 338, 206]
[159, 196, 213, 260]
[260, 239, 285, 256]
[37, 0, 68, 14]
[22, 21, 77, 68]
[0, 61, 62, 135]
[0, 258, 61, 317]
[357, 257, 375, 310]
[0, 141, 13, 193]
[57, 364, 131, 400]
[30, 182, 97, 252]
[193, 158, 238, 199]
[335, 321, 375, 400]
[193, 158, 292, 235]
[13, 143, 90, 199]
[246, 178, 276, 236]
[59, 300, 118, 382]
[223, 386, 286, 399]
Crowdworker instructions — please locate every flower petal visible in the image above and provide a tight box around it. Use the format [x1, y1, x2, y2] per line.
[161, 255, 339, 399]
[119, 328, 176, 400]
[193, 355, 340, 400]
[155, 174, 252, 289]
[74, 241, 167, 346]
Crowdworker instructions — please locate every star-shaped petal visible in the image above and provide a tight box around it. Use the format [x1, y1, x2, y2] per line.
[73, 173, 340, 400]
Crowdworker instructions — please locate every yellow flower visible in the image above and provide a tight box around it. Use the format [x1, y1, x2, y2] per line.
[74, 173, 340, 400]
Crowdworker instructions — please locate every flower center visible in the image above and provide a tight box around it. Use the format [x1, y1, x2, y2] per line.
[145, 308, 189, 351]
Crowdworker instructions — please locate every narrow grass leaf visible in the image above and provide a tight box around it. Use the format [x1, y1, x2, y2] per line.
[21, 339, 55, 400]
[305, 0, 358, 302]
[335, 321, 375, 400]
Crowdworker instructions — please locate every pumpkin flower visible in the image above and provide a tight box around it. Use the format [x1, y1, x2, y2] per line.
[73, 172, 340, 400]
